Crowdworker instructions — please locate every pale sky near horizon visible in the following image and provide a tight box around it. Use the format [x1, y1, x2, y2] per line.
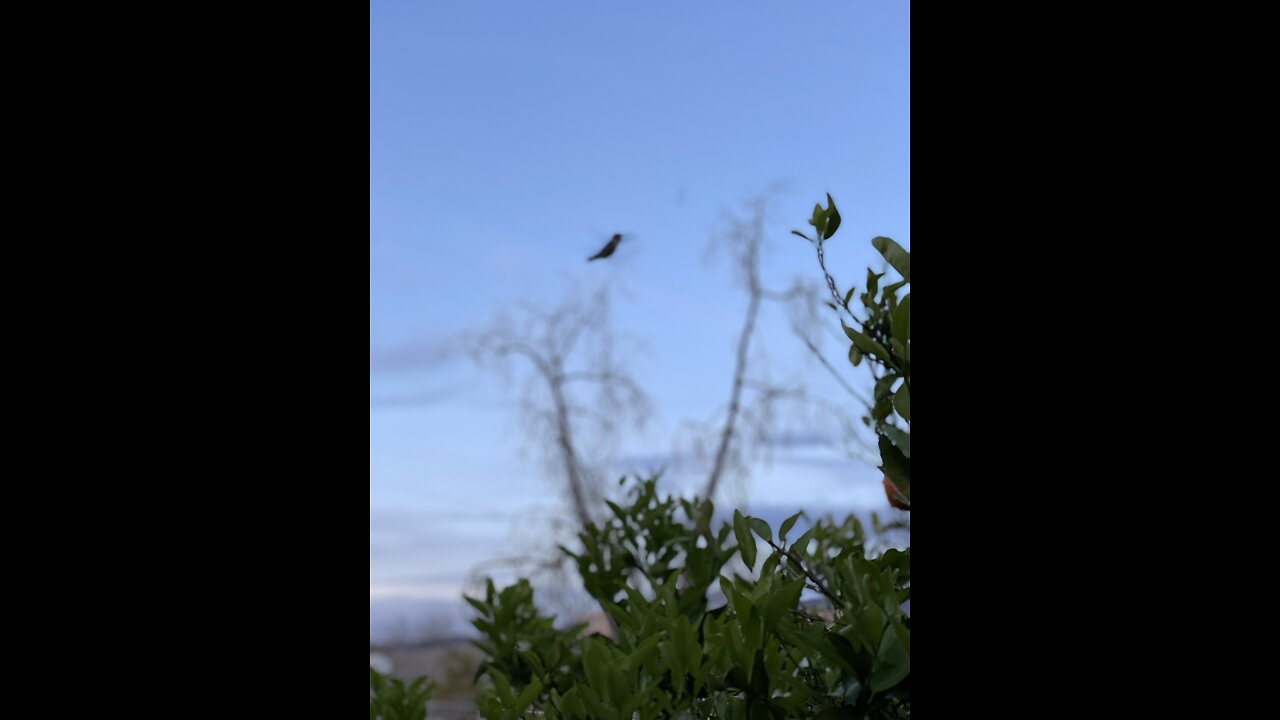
[370, 0, 909, 641]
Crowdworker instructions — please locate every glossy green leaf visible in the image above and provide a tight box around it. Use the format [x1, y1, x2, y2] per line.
[809, 203, 826, 237]
[881, 425, 911, 458]
[873, 395, 894, 422]
[848, 344, 863, 367]
[747, 516, 772, 543]
[841, 321, 892, 363]
[873, 373, 898, 402]
[866, 269, 883, 302]
[869, 625, 910, 692]
[892, 294, 910, 344]
[890, 338, 909, 364]
[518, 650, 545, 680]
[763, 576, 806, 629]
[733, 509, 757, 570]
[508, 678, 544, 720]
[893, 382, 910, 423]
[878, 436, 910, 500]
[759, 550, 781, 580]
[778, 512, 802, 541]
[822, 193, 841, 239]
[871, 236, 910, 282]
[790, 526, 816, 554]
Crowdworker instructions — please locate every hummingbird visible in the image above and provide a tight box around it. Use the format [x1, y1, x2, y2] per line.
[588, 233, 624, 262]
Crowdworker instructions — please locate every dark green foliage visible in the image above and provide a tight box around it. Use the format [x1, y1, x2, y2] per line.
[370, 666, 436, 720]
[810, 204, 910, 502]
[469, 477, 910, 719]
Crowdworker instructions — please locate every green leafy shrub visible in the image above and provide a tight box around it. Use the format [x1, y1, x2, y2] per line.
[794, 194, 910, 507]
[469, 477, 909, 719]
[370, 666, 436, 720]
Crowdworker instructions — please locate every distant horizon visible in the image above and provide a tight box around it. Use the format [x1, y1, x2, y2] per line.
[370, 502, 907, 645]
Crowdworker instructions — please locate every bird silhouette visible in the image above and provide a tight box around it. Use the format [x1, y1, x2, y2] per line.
[588, 233, 623, 261]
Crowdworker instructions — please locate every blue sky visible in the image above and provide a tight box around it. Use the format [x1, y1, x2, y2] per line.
[371, 1, 909, 642]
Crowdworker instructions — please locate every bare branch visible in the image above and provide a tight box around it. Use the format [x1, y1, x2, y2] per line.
[472, 284, 649, 530]
[704, 196, 771, 501]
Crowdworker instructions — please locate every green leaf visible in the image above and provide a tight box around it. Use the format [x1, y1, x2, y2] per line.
[791, 230, 813, 242]
[778, 512, 802, 541]
[878, 436, 910, 500]
[554, 686, 587, 718]
[843, 286, 855, 307]
[809, 203, 826, 237]
[823, 193, 841, 239]
[489, 668, 514, 704]
[629, 633, 662, 675]
[871, 236, 910, 282]
[866, 269, 884, 302]
[883, 278, 908, 299]
[758, 551, 781, 583]
[890, 338, 909, 364]
[749, 649, 770, 697]
[509, 678, 545, 720]
[762, 576, 806, 629]
[742, 606, 765, 658]
[841, 321, 892, 363]
[582, 639, 608, 696]
[870, 625, 910, 692]
[747, 516, 772, 543]
[518, 650, 546, 680]
[893, 383, 910, 423]
[577, 685, 607, 719]
[873, 374, 898, 402]
[892, 294, 910, 344]
[721, 577, 752, 621]
[464, 596, 488, 616]
[780, 627, 857, 676]
[733, 510, 757, 570]
[873, 395, 894, 422]
[881, 425, 911, 458]
[848, 344, 863, 367]
[790, 526, 816, 554]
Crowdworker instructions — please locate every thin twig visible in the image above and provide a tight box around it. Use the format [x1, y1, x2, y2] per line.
[764, 537, 840, 608]
[789, 608, 831, 624]
[800, 336, 872, 408]
[815, 237, 859, 325]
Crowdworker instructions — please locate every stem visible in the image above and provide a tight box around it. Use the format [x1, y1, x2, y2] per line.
[764, 537, 841, 608]
[816, 237, 858, 325]
[789, 608, 830, 624]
